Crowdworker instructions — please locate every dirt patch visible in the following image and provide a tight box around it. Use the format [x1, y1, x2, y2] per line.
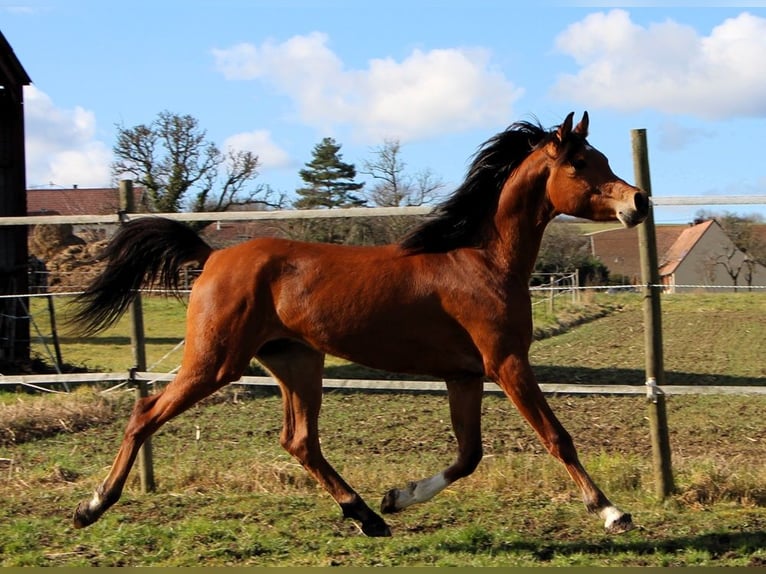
[0, 389, 123, 446]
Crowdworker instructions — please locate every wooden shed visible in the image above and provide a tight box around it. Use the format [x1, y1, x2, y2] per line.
[0, 31, 31, 366]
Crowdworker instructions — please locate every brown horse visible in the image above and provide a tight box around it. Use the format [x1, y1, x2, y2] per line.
[71, 112, 648, 537]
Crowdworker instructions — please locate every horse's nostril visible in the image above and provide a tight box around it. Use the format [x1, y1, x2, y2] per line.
[634, 191, 649, 214]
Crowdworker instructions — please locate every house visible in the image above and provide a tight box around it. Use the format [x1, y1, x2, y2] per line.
[27, 187, 281, 247]
[196, 202, 284, 248]
[658, 219, 766, 293]
[585, 225, 686, 284]
[26, 185, 147, 237]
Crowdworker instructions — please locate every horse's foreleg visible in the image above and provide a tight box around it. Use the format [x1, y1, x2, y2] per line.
[72, 371, 229, 529]
[494, 354, 633, 534]
[381, 378, 484, 514]
[259, 344, 391, 537]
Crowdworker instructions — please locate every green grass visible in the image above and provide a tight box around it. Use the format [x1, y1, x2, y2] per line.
[0, 389, 764, 566]
[30, 294, 190, 373]
[6, 291, 764, 566]
[531, 292, 766, 386]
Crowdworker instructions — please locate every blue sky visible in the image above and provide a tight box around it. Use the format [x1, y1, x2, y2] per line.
[3, 0, 766, 223]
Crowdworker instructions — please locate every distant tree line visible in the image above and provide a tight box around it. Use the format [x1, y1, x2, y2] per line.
[112, 111, 442, 242]
[534, 223, 609, 286]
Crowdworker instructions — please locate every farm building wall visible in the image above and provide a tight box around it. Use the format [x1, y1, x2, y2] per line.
[666, 222, 766, 292]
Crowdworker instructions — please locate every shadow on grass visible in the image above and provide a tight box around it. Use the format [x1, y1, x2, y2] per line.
[532, 365, 766, 387]
[45, 338, 766, 387]
[322, 362, 766, 387]
[444, 529, 765, 564]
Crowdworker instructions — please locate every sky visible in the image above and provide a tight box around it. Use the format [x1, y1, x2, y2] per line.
[3, 0, 766, 224]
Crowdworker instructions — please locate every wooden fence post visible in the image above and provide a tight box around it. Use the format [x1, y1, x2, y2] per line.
[119, 179, 156, 493]
[631, 129, 675, 500]
[46, 294, 63, 372]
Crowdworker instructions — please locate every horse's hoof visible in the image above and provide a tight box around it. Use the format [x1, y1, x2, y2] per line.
[380, 489, 400, 514]
[72, 501, 97, 529]
[605, 512, 634, 534]
[340, 498, 391, 536]
[362, 517, 392, 537]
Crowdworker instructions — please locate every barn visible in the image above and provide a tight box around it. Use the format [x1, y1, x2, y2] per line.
[0, 31, 31, 366]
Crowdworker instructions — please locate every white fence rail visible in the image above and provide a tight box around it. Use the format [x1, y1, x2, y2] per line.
[2, 371, 765, 396]
[0, 205, 433, 226]
[1, 194, 765, 227]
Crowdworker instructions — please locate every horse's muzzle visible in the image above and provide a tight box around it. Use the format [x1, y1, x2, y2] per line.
[617, 189, 650, 228]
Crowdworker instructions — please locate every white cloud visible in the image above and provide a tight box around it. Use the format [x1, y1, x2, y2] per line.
[657, 120, 714, 151]
[1, 5, 40, 15]
[552, 10, 766, 120]
[224, 130, 291, 170]
[23, 85, 112, 187]
[212, 33, 523, 142]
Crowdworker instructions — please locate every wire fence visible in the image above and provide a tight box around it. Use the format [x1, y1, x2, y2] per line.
[1, 284, 763, 396]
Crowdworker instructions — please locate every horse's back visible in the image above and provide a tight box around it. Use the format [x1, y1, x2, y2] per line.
[186, 236, 483, 377]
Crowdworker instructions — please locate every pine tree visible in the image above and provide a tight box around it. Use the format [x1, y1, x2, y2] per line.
[294, 137, 365, 209]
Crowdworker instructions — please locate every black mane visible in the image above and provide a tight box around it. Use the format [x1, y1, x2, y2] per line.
[400, 120, 556, 254]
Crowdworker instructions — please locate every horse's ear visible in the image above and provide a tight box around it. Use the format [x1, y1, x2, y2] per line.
[574, 111, 589, 137]
[556, 112, 575, 144]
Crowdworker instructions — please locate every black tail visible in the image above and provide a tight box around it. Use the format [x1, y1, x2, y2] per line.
[71, 217, 213, 335]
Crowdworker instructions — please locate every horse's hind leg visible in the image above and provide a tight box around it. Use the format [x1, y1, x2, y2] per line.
[381, 377, 484, 513]
[257, 341, 391, 537]
[72, 366, 236, 528]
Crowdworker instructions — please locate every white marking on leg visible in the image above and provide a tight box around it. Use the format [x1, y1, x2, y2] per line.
[600, 505, 633, 532]
[87, 491, 103, 512]
[393, 472, 449, 511]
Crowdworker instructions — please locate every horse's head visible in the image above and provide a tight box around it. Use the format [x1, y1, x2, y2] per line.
[543, 112, 649, 228]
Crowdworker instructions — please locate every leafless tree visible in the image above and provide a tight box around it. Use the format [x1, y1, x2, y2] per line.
[695, 210, 765, 290]
[362, 138, 444, 207]
[112, 110, 284, 214]
[360, 139, 445, 243]
[712, 245, 746, 291]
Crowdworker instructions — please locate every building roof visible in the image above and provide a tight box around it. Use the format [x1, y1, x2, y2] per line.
[586, 225, 686, 282]
[657, 220, 715, 277]
[26, 187, 147, 216]
[0, 30, 31, 92]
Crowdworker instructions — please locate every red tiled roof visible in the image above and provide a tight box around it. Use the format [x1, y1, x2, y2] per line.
[586, 225, 686, 282]
[657, 220, 715, 277]
[26, 187, 147, 216]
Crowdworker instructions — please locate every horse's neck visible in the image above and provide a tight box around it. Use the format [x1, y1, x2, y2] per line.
[488, 164, 554, 278]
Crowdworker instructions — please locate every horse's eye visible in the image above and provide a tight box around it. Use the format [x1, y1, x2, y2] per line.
[571, 158, 587, 170]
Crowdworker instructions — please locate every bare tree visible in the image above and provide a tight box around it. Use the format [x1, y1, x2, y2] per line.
[712, 245, 745, 291]
[362, 138, 444, 207]
[112, 110, 283, 214]
[360, 139, 445, 243]
[695, 211, 765, 260]
[695, 210, 765, 290]
[536, 222, 608, 285]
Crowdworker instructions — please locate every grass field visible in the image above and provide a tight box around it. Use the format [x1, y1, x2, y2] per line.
[2, 292, 764, 566]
